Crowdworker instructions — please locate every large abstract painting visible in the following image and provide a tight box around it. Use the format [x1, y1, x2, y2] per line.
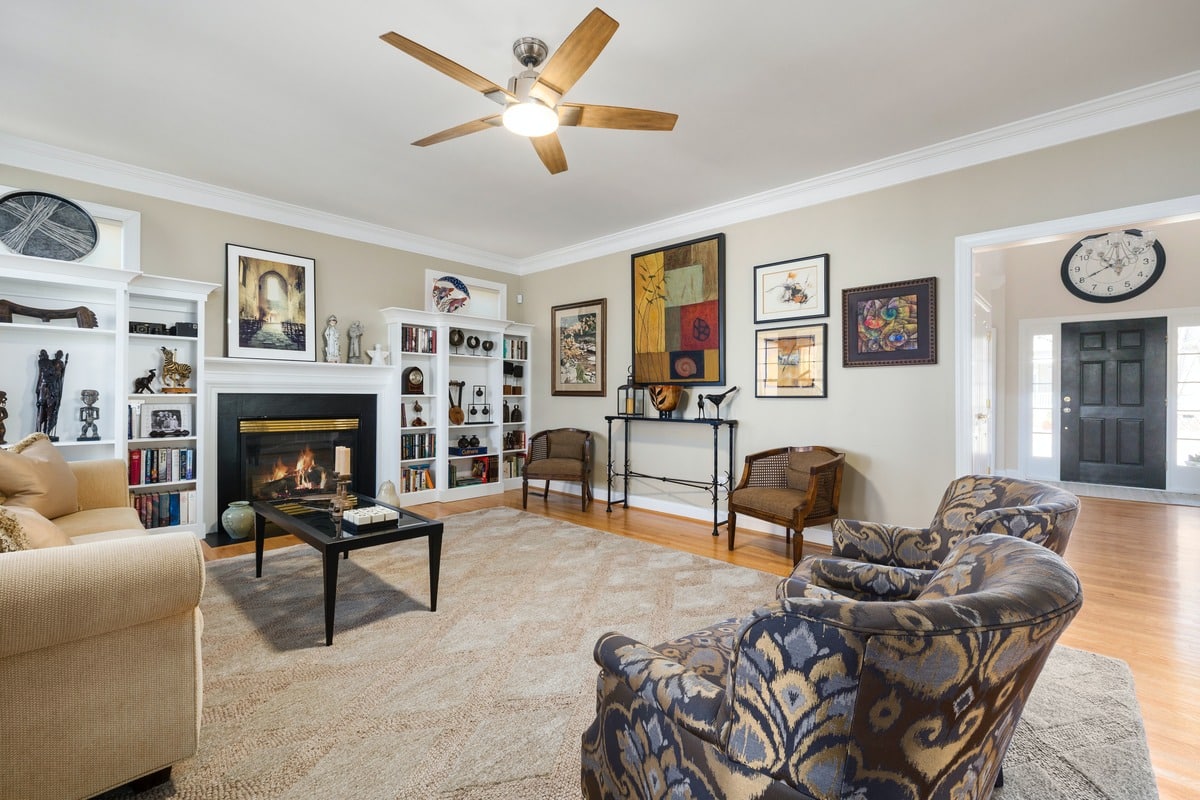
[631, 233, 725, 385]
[841, 276, 936, 367]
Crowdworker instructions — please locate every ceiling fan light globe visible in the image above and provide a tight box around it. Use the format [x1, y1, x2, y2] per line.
[502, 101, 559, 137]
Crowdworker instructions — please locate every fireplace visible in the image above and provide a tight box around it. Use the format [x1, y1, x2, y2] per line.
[216, 393, 376, 536]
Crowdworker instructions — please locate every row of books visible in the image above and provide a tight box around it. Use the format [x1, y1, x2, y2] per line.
[129, 447, 196, 485]
[503, 337, 528, 360]
[501, 453, 525, 478]
[401, 325, 436, 354]
[132, 489, 198, 529]
[400, 463, 435, 493]
[400, 432, 436, 460]
[448, 456, 492, 487]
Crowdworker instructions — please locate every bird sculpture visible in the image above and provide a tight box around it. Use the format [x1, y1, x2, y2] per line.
[697, 386, 738, 420]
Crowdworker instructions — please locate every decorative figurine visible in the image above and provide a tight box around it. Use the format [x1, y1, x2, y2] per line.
[697, 386, 739, 421]
[366, 343, 389, 365]
[347, 320, 364, 363]
[159, 347, 193, 393]
[133, 369, 157, 394]
[0, 390, 8, 445]
[323, 314, 341, 363]
[35, 349, 68, 441]
[77, 389, 100, 441]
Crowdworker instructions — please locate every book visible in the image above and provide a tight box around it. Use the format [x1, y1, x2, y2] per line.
[129, 450, 142, 485]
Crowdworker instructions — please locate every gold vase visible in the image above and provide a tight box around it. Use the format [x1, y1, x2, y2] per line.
[647, 384, 682, 418]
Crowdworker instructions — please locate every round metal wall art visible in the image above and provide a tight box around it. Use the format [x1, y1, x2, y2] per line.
[0, 190, 99, 261]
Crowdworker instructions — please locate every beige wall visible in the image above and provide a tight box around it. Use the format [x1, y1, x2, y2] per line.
[525, 111, 1200, 525]
[4, 110, 1200, 525]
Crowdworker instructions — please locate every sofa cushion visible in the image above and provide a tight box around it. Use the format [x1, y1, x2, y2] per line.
[2, 506, 71, 549]
[0, 507, 30, 552]
[547, 430, 587, 461]
[0, 433, 80, 520]
[54, 507, 144, 539]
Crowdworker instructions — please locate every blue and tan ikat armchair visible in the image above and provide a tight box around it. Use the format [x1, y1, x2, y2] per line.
[581, 533, 1083, 800]
[780, 474, 1081, 602]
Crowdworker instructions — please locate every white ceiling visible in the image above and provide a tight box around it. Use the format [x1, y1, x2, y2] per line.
[4, 1, 1200, 273]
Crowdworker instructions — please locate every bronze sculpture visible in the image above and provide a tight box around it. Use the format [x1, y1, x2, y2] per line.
[35, 349, 68, 441]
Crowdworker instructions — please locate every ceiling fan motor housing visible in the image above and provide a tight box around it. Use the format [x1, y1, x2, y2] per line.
[512, 37, 548, 68]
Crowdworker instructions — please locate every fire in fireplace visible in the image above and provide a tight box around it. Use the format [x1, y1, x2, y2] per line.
[239, 418, 357, 501]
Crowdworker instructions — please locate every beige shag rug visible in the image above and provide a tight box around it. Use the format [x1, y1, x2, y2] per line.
[111, 508, 1155, 799]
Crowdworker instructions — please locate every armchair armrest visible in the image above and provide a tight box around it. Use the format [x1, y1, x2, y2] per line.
[832, 518, 942, 569]
[974, 503, 1079, 555]
[779, 556, 931, 602]
[68, 458, 131, 511]
[0, 532, 204, 658]
[594, 632, 729, 745]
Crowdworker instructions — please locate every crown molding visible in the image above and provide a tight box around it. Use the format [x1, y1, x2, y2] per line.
[517, 69, 1200, 274]
[3, 70, 1199, 277]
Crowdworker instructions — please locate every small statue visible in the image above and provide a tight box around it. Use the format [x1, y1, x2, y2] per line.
[35, 349, 68, 441]
[159, 347, 193, 393]
[366, 343, 389, 365]
[347, 320, 364, 363]
[133, 369, 157, 394]
[697, 386, 739, 421]
[0, 390, 8, 445]
[78, 389, 100, 441]
[323, 314, 341, 363]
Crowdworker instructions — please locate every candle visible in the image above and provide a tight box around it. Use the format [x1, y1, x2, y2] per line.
[625, 396, 634, 414]
[335, 446, 351, 476]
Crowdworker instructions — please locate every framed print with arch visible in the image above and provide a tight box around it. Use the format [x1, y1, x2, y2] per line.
[226, 244, 315, 361]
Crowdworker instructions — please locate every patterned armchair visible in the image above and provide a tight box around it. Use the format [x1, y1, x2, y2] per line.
[581, 533, 1083, 800]
[781, 474, 1080, 601]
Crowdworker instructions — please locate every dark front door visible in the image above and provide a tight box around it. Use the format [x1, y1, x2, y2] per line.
[1060, 317, 1167, 488]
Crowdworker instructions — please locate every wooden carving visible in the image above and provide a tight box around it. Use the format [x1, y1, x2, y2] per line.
[0, 299, 97, 328]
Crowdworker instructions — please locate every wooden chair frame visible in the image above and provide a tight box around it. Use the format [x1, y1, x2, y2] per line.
[522, 428, 594, 510]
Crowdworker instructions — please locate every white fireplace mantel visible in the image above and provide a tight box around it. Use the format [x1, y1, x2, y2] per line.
[201, 357, 399, 532]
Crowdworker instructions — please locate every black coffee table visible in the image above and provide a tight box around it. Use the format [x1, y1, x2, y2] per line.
[251, 494, 442, 645]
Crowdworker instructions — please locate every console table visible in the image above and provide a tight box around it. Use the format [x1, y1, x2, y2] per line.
[604, 415, 738, 536]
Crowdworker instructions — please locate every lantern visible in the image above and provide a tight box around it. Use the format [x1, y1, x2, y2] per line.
[617, 366, 645, 417]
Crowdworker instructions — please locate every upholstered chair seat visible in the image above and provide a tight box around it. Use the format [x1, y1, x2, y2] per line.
[582, 533, 1083, 800]
[523, 428, 593, 510]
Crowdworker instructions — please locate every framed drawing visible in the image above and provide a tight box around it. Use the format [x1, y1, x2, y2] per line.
[140, 404, 192, 437]
[842, 276, 937, 367]
[551, 298, 606, 396]
[226, 244, 315, 361]
[631, 233, 725, 385]
[755, 324, 827, 398]
[753, 253, 829, 323]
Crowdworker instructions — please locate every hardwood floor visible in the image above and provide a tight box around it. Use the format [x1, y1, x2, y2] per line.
[205, 492, 1199, 799]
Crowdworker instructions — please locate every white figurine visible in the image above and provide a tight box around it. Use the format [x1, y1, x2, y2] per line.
[366, 343, 390, 365]
[323, 315, 341, 363]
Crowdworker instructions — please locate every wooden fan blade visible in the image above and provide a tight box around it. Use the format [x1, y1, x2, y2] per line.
[381, 32, 516, 104]
[558, 103, 678, 131]
[413, 115, 502, 147]
[528, 8, 618, 106]
[530, 132, 568, 175]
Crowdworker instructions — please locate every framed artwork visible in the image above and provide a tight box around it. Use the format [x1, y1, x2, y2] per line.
[842, 276, 937, 367]
[631, 233, 725, 385]
[551, 298, 606, 396]
[753, 253, 829, 323]
[755, 323, 827, 398]
[226, 244, 315, 361]
[140, 404, 192, 437]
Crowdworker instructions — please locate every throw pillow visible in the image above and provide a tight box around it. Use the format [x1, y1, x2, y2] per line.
[4, 505, 71, 548]
[0, 433, 80, 519]
[0, 506, 31, 552]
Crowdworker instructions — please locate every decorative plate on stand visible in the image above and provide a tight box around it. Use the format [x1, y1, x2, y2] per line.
[0, 191, 99, 261]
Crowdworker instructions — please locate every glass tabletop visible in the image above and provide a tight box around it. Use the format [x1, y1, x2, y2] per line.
[257, 494, 435, 541]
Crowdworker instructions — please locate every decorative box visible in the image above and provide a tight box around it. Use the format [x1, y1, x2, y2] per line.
[342, 505, 400, 533]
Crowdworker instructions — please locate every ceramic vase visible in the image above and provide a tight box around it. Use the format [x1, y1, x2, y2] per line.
[221, 500, 255, 540]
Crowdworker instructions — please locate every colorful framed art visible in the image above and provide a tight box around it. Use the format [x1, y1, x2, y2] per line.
[551, 298, 606, 396]
[841, 276, 937, 367]
[631, 233, 725, 385]
[753, 253, 829, 323]
[755, 323, 827, 398]
[226, 244, 315, 361]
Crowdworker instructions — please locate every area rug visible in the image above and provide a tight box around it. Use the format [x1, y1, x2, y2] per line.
[117, 508, 1156, 799]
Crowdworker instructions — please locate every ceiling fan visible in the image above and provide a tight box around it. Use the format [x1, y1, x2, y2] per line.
[380, 7, 677, 175]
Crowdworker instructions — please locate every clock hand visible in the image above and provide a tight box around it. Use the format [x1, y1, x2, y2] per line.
[1084, 264, 1112, 280]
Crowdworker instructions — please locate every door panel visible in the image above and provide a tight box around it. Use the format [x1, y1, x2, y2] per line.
[1061, 317, 1166, 488]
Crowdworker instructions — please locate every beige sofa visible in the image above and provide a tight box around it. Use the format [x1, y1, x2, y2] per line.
[0, 434, 205, 799]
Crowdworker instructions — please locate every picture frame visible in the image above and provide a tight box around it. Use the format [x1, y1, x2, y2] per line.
[755, 323, 827, 398]
[551, 298, 606, 396]
[140, 404, 192, 438]
[226, 244, 315, 361]
[842, 276, 937, 367]
[631, 233, 725, 385]
[753, 253, 829, 323]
